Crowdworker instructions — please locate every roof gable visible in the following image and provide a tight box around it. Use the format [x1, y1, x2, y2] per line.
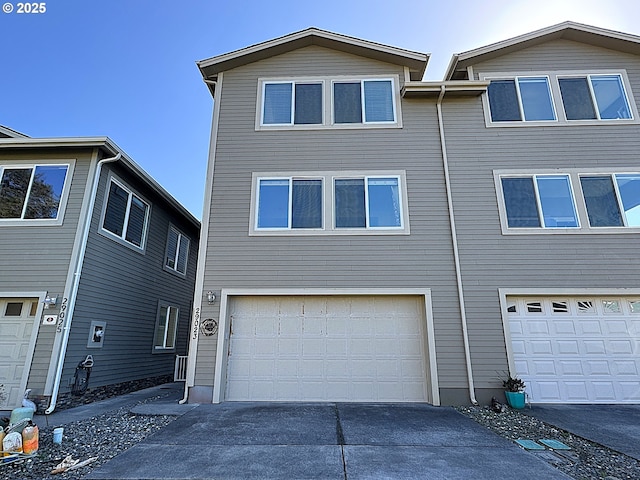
[198, 28, 429, 83]
[446, 22, 640, 80]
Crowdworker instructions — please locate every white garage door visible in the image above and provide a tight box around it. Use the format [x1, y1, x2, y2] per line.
[225, 295, 428, 402]
[508, 297, 640, 403]
[0, 298, 38, 409]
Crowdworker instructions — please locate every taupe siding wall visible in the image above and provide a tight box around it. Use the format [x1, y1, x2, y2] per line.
[0, 148, 91, 393]
[198, 46, 467, 391]
[63, 162, 199, 391]
[445, 39, 640, 390]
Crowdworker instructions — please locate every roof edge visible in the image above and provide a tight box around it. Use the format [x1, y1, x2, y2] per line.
[0, 137, 200, 228]
[445, 21, 640, 80]
[198, 27, 428, 81]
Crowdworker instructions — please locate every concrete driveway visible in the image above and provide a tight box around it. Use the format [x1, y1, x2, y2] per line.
[88, 402, 569, 480]
[526, 404, 640, 460]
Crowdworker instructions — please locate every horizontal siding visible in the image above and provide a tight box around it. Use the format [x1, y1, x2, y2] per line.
[0, 148, 93, 394]
[446, 39, 640, 389]
[61, 162, 199, 392]
[198, 46, 467, 389]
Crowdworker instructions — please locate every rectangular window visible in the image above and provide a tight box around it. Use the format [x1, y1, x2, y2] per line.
[501, 175, 578, 228]
[262, 81, 323, 126]
[102, 178, 150, 249]
[256, 178, 323, 230]
[165, 226, 190, 275]
[251, 171, 408, 235]
[0, 164, 69, 221]
[483, 71, 636, 126]
[154, 304, 178, 351]
[487, 77, 555, 122]
[497, 170, 640, 234]
[580, 174, 640, 227]
[334, 80, 395, 124]
[335, 177, 402, 228]
[559, 74, 632, 120]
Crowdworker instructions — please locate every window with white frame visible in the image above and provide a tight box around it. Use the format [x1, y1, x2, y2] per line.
[482, 71, 637, 126]
[501, 175, 579, 228]
[580, 174, 640, 227]
[257, 77, 400, 129]
[251, 171, 408, 235]
[0, 163, 70, 222]
[333, 79, 396, 124]
[559, 75, 631, 120]
[165, 226, 190, 275]
[153, 303, 178, 351]
[497, 171, 640, 233]
[262, 81, 323, 126]
[101, 177, 150, 249]
[487, 77, 556, 122]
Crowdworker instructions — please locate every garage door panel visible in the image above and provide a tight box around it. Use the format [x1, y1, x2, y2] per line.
[226, 295, 428, 402]
[508, 296, 640, 404]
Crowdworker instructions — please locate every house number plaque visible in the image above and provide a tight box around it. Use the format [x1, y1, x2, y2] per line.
[200, 318, 218, 336]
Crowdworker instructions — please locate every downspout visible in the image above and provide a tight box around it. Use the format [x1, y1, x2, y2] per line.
[436, 85, 478, 405]
[45, 152, 122, 414]
[180, 77, 220, 404]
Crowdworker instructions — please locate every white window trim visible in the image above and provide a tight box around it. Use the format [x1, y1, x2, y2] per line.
[152, 300, 179, 353]
[99, 173, 151, 252]
[0, 160, 75, 226]
[481, 70, 639, 127]
[250, 170, 410, 236]
[495, 169, 640, 235]
[259, 80, 325, 127]
[164, 225, 190, 277]
[256, 75, 402, 131]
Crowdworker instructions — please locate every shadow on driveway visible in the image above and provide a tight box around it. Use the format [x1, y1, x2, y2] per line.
[88, 403, 570, 480]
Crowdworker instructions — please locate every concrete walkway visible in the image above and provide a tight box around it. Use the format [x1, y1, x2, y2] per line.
[87, 402, 569, 480]
[525, 404, 640, 461]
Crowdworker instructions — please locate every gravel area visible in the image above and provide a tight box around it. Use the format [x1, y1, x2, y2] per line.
[456, 405, 640, 480]
[1, 393, 178, 480]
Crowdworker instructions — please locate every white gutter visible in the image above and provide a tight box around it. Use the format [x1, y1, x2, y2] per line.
[436, 85, 478, 405]
[45, 152, 122, 414]
[180, 76, 222, 404]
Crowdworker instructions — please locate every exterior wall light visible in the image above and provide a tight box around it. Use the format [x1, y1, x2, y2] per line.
[207, 291, 216, 304]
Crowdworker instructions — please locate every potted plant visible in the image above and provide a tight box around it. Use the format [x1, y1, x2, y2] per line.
[502, 374, 526, 409]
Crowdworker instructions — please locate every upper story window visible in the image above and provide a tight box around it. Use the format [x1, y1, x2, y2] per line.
[251, 171, 409, 235]
[580, 174, 640, 227]
[488, 77, 556, 122]
[333, 80, 396, 124]
[164, 226, 191, 275]
[101, 176, 150, 250]
[482, 71, 638, 127]
[262, 81, 323, 125]
[0, 163, 71, 224]
[559, 75, 632, 120]
[496, 170, 640, 234]
[257, 76, 401, 130]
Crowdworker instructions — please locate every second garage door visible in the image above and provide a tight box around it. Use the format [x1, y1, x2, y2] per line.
[225, 295, 429, 402]
[507, 296, 640, 403]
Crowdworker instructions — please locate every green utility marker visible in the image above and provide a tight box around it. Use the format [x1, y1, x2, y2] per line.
[515, 439, 546, 450]
[539, 439, 571, 450]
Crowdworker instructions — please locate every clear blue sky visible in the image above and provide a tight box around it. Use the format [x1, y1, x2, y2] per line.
[2, 0, 639, 218]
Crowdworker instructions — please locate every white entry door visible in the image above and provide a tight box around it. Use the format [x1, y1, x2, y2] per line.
[0, 298, 38, 408]
[507, 296, 640, 403]
[225, 295, 429, 402]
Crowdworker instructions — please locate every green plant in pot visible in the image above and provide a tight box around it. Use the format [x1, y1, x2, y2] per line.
[502, 375, 526, 409]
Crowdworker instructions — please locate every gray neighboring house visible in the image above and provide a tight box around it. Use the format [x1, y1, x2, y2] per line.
[185, 22, 640, 406]
[0, 131, 199, 412]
